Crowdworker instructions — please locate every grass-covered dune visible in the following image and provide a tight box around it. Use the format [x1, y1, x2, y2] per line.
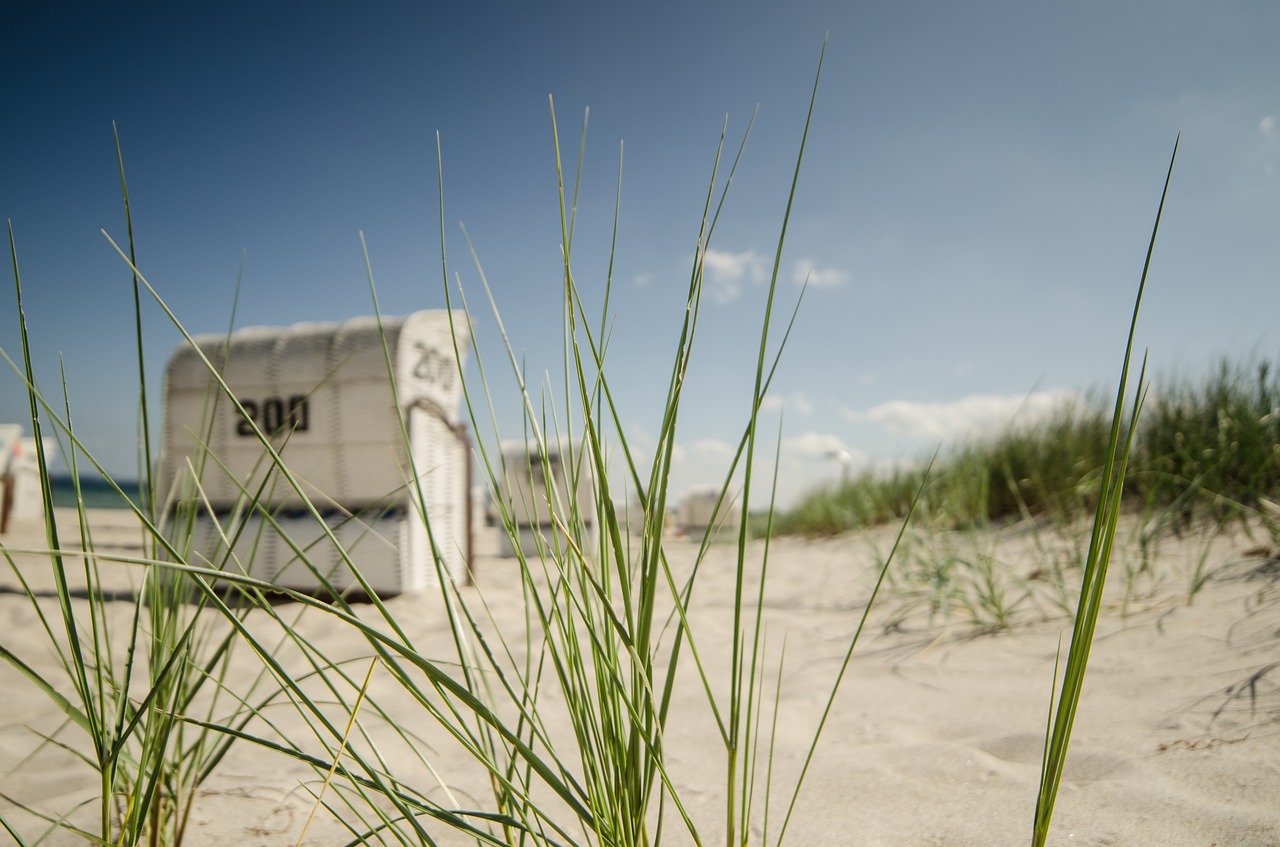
[775, 356, 1280, 537]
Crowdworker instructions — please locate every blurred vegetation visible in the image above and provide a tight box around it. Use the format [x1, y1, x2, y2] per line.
[774, 356, 1280, 536]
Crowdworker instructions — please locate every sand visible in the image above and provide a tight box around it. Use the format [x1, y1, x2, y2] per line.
[1, 507, 1277, 846]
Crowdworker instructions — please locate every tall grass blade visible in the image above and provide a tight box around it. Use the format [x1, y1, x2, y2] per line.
[113, 121, 156, 521]
[1031, 135, 1178, 846]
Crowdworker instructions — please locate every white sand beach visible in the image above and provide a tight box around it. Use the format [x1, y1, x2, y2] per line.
[1, 507, 1277, 846]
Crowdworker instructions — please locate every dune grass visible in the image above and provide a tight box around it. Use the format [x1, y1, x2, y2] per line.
[0, 139, 272, 847]
[1030, 135, 1174, 847]
[0, 46, 1197, 847]
[773, 348, 1280, 635]
[777, 348, 1280, 542]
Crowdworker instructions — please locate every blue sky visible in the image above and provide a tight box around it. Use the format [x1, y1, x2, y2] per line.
[3, 1, 1278, 508]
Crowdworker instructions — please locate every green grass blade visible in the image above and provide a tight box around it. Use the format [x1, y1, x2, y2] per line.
[1031, 135, 1177, 846]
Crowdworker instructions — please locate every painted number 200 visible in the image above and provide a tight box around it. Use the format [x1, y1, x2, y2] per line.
[236, 395, 310, 437]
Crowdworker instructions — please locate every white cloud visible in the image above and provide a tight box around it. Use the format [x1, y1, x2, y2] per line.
[634, 272, 653, 288]
[846, 389, 1083, 440]
[790, 259, 850, 289]
[1261, 115, 1277, 138]
[783, 431, 864, 463]
[702, 248, 768, 303]
[695, 250, 849, 301]
[686, 437, 734, 459]
[664, 437, 740, 503]
[616, 428, 874, 510]
[761, 391, 814, 415]
[770, 433, 873, 497]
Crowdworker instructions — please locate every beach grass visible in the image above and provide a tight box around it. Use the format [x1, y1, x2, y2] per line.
[776, 349, 1280, 543]
[770, 349, 1280, 634]
[1, 142, 272, 846]
[1030, 135, 1175, 847]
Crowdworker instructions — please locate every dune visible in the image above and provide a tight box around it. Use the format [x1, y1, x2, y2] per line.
[1, 507, 1276, 845]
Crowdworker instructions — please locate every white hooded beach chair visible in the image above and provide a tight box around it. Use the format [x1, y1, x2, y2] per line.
[160, 311, 472, 596]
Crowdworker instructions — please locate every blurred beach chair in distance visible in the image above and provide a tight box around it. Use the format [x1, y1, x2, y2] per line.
[488, 442, 598, 558]
[676, 485, 740, 540]
[0, 423, 58, 535]
[159, 311, 472, 597]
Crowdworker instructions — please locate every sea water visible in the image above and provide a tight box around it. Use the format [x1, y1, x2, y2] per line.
[49, 475, 142, 510]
